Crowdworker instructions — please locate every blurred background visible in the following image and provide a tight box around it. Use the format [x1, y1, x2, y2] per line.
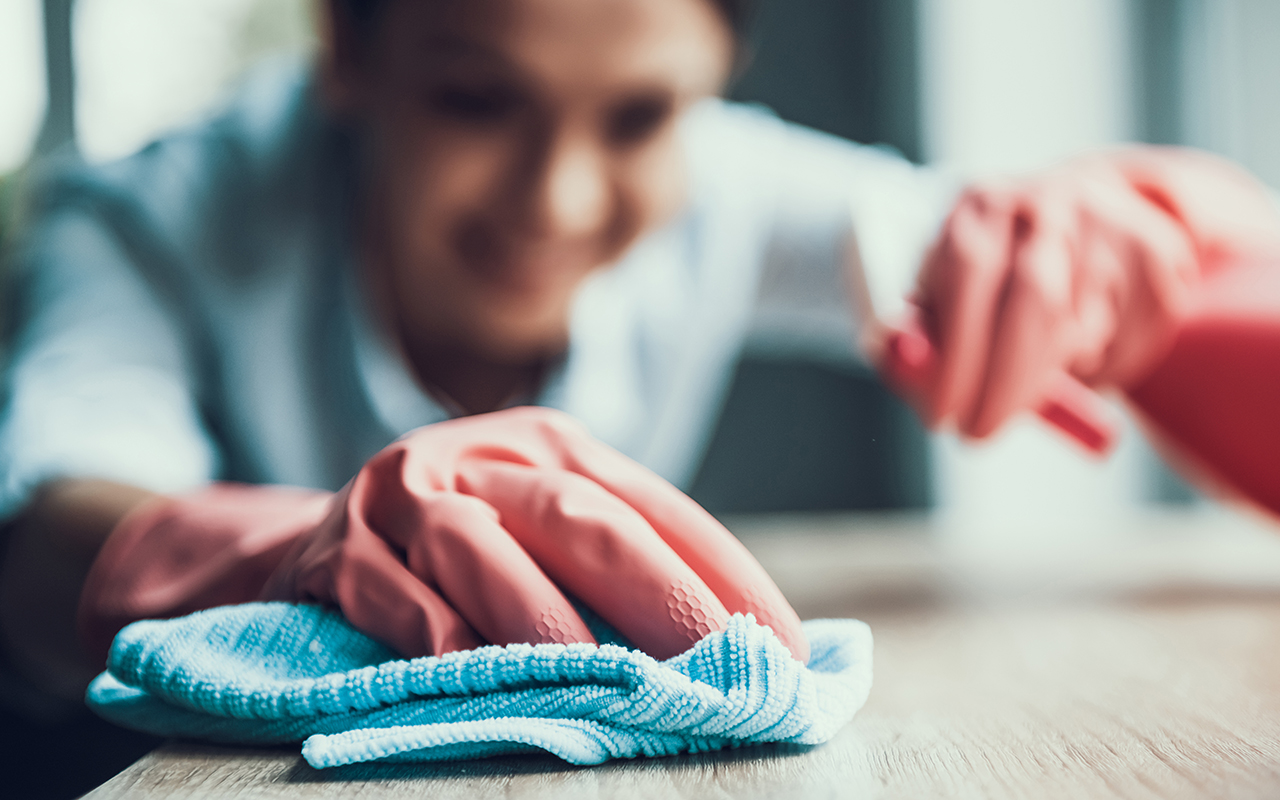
[2, 0, 1280, 528]
[4, 3, 1280, 795]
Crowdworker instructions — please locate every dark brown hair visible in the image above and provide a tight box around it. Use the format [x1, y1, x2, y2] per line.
[338, 0, 754, 42]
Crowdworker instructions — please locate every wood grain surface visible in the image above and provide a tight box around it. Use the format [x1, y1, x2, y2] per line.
[86, 510, 1280, 799]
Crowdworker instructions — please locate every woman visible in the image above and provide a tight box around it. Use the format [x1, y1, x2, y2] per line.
[2, 0, 1278, 700]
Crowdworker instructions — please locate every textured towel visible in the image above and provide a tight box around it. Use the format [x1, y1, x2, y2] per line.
[86, 603, 872, 768]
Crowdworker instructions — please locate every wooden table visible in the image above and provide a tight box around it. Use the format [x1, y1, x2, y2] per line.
[86, 510, 1280, 799]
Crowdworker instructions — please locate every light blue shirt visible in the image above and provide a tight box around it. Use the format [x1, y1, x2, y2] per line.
[0, 64, 952, 518]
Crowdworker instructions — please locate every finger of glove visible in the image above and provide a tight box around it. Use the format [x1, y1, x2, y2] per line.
[962, 208, 1076, 438]
[881, 307, 939, 406]
[545, 440, 809, 663]
[919, 190, 1018, 429]
[456, 460, 731, 661]
[293, 501, 485, 658]
[383, 490, 596, 648]
[1065, 217, 1127, 379]
[1084, 193, 1199, 386]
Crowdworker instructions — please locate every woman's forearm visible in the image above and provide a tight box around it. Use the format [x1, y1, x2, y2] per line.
[0, 479, 157, 699]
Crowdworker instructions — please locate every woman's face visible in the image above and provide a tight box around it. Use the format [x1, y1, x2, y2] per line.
[329, 0, 733, 364]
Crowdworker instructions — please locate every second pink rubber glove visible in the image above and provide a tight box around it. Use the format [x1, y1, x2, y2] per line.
[904, 147, 1280, 439]
[79, 407, 807, 664]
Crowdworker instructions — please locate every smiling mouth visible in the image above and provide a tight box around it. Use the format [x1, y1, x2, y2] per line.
[455, 225, 598, 293]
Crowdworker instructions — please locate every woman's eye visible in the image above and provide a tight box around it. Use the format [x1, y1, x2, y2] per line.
[606, 97, 672, 146]
[427, 86, 520, 123]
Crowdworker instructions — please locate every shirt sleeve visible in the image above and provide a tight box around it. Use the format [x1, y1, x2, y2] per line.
[555, 101, 958, 486]
[706, 102, 960, 363]
[0, 194, 219, 519]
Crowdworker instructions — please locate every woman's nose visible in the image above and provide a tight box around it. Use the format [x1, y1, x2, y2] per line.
[519, 135, 611, 241]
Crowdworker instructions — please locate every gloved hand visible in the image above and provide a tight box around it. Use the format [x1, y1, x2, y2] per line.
[78, 407, 807, 664]
[897, 147, 1280, 439]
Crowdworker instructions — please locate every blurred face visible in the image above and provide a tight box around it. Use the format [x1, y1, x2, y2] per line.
[328, 0, 734, 365]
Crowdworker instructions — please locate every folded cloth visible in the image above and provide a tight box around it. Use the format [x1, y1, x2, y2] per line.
[85, 603, 873, 768]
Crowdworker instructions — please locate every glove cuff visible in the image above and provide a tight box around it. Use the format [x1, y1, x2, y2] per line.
[76, 483, 332, 661]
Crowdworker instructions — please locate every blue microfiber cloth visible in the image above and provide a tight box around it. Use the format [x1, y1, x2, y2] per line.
[85, 602, 872, 768]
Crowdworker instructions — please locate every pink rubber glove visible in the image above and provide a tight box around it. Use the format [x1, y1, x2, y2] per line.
[905, 147, 1280, 439]
[77, 486, 332, 660]
[78, 407, 807, 664]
